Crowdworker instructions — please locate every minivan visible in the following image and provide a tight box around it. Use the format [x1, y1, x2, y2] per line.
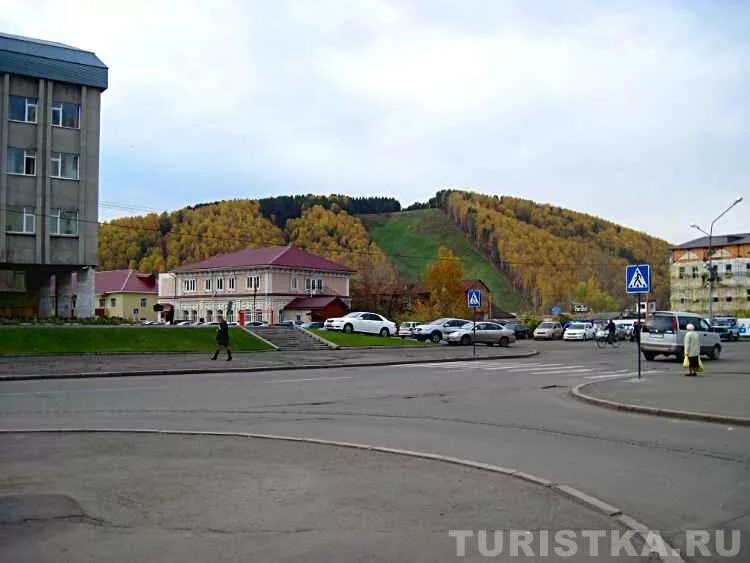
[640, 311, 722, 361]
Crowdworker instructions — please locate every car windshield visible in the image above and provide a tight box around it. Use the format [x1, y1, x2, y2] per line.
[539, 322, 554, 328]
[430, 318, 451, 325]
[343, 312, 362, 318]
[568, 323, 585, 329]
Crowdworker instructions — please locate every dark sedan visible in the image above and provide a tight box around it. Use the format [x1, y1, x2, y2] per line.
[500, 322, 530, 340]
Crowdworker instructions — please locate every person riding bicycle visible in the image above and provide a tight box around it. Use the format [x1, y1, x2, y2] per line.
[607, 319, 617, 345]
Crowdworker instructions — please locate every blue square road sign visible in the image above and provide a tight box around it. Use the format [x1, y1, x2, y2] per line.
[625, 264, 651, 294]
[467, 289, 482, 308]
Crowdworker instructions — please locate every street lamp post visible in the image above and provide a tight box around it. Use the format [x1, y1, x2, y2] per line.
[690, 197, 743, 320]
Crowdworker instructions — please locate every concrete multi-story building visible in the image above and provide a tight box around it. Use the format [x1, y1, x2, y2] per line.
[95, 269, 158, 321]
[0, 33, 107, 318]
[670, 233, 750, 315]
[158, 245, 353, 324]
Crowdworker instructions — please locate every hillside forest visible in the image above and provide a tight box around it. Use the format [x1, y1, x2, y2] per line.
[98, 191, 671, 315]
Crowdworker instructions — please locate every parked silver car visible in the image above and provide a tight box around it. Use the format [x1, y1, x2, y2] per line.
[446, 322, 516, 346]
[640, 311, 722, 360]
[413, 318, 472, 343]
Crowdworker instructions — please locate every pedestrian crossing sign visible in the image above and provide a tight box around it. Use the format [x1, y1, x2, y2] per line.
[467, 289, 482, 308]
[625, 264, 650, 294]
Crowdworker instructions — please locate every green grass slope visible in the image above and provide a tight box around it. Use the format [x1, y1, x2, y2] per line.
[361, 209, 525, 310]
[0, 327, 270, 355]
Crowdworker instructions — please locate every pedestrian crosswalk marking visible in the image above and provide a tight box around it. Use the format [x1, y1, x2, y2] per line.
[403, 361, 664, 380]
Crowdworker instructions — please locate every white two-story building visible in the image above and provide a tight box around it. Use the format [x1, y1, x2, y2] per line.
[157, 245, 353, 324]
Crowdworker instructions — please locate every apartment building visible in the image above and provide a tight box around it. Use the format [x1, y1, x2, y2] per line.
[0, 33, 107, 317]
[158, 245, 353, 324]
[670, 233, 750, 315]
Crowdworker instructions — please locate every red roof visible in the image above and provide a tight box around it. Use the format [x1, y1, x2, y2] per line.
[460, 279, 490, 292]
[96, 270, 157, 294]
[284, 296, 347, 310]
[173, 245, 353, 273]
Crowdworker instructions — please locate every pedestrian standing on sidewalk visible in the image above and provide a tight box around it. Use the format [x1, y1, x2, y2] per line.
[684, 323, 700, 376]
[211, 315, 232, 361]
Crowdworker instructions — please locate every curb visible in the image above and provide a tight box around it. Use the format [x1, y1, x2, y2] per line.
[571, 381, 750, 427]
[0, 350, 539, 382]
[0, 427, 685, 563]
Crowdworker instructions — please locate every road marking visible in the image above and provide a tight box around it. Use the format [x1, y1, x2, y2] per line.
[0, 386, 167, 397]
[584, 370, 662, 380]
[265, 376, 353, 384]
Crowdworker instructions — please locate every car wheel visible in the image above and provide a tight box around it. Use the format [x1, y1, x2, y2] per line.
[431, 332, 442, 344]
[343, 324, 353, 334]
[379, 327, 390, 337]
[461, 334, 471, 346]
[643, 351, 656, 361]
[499, 336, 509, 347]
[709, 344, 721, 360]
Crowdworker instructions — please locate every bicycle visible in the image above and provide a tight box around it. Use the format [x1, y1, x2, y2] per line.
[595, 331, 620, 349]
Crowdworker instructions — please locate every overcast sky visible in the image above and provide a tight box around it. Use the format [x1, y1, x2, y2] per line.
[3, 1, 747, 243]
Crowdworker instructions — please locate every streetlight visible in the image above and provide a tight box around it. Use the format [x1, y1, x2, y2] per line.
[690, 197, 743, 320]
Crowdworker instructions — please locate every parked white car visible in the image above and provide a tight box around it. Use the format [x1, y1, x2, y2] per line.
[533, 321, 563, 340]
[446, 322, 516, 346]
[324, 312, 397, 337]
[563, 322, 595, 341]
[413, 318, 472, 343]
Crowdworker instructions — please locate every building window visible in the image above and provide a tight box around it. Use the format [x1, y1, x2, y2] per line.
[292, 277, 299, 290]
[50, 152, 79, 180]
[110, 298, 116, 307]
[6, 207, 36, 234]
[227, 311, 234, 323]
[246, 276, 259, 290]
[747, 289, 750, 299]
[712, 296, 719, 302]
[51, 102, 80, 128]
[228, 277, 235, 290]
[216, 278, 224, 291]
[206, 310, 213, 322]
[98, 298, 105, 307]
[183, 279, 196, 292]
[7, 147, 36, 175]
[691, 266, 699, 279]
[679, 297, 685, 304]
[0, 270, 25, 292]
[726, 296, 733, 302]
[140, 298, 147, 307]
[133, 308, 140, 315]
[305, 278, 323, 291]
[48, 209, 78, 236]
[183, 310, 189, 320]
[9, 96, 37, 123]
[204, 278, 212, 291]
[678, 267, 685, 280]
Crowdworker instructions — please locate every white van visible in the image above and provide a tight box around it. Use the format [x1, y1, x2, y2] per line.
[640, 311, 722, 361]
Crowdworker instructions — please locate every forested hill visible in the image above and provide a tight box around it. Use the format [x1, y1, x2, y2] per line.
[97, 191, 670, 312]
[436, 190, 671, 310]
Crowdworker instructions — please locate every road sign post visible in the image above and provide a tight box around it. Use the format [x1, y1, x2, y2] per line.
[468, 289, 482, 357]
[626, 264, 651, 380]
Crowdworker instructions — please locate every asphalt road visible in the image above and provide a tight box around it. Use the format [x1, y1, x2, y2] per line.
[1, 339, 748, 562]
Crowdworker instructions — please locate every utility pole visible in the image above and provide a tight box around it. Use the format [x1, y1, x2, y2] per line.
[691, 196, 743, 320]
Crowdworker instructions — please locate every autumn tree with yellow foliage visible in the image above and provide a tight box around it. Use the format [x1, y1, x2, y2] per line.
[412, 247, 467, 319]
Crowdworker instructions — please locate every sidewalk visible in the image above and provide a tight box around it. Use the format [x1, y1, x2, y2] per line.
[0, 343, 537, 380]
[574, 370, 750, 425]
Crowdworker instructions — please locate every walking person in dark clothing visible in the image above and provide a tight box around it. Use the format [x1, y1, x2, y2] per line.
[607, 319, 617, 345]
[211, 315, 232, 361]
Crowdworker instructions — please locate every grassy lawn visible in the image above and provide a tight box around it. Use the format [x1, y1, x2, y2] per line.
[0, 327, 271, 355]
[311, 329, 427, 347]
[361, 209, 525, 310]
